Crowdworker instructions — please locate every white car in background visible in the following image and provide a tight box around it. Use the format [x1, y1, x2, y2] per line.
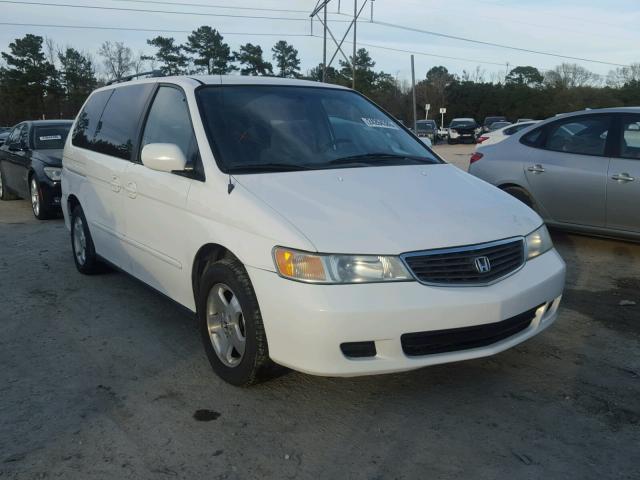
[476, 121, 539, 148]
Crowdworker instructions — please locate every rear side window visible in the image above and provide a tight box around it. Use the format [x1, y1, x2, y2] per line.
[543, 116, 610, 156]
[72, 90, 112, 149]
[92, 84, 154, 160]
[520, 128, 543, 146]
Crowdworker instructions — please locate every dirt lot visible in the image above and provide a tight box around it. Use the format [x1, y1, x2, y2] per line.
[1, 150, 639, 479]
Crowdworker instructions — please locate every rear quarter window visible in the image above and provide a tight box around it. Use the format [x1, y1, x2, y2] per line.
[72, 90, 112, 149]
[520, 127, 543, 147]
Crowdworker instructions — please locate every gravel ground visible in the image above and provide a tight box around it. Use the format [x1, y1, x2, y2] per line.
[1, 154, 639, 479]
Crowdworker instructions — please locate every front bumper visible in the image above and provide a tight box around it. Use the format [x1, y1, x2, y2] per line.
[247, 249, 565, 377]
[39, 179, 62, 209]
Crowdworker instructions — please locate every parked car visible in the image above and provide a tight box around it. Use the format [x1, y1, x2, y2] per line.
[62, 76, 565, 386]
[0, 129, 10, 146]
[488, 121, 512, 132]
[416, 119, 438, 143]
[447, 118, 478, 144]
[476, 121, 539, 147]
[482, 116, 507, 133]
[0, 120, 73, 219]
[469, 108, 640, 241]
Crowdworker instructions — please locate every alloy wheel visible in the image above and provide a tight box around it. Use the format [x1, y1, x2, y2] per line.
[73, 215, 87, 266]
[206, 283, 246, 367]
[30, 178, 40, 217]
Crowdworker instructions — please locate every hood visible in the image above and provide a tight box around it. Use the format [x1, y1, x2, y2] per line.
[31, 149, 63, 166]
[235, 164, 541, 254]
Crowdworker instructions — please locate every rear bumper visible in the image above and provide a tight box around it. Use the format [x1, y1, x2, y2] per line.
[247, 249, 565, 377]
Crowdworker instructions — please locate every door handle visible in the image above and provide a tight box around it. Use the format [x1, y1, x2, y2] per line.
[110, 176, 121, 192]
[125, 181, 137, 198]
[611, 172, 635, 183]
[527, 164, 545, 174]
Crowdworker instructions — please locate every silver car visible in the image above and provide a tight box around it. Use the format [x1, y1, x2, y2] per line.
[469, 107, 640, 241]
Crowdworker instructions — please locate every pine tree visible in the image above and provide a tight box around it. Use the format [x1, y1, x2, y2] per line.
[184, 26, 235, 75]
[272, 41, 301, 78]
[234, 43, 273, 76]
[144, 36, 188, 76]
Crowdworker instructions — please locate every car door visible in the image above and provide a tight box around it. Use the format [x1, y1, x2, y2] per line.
[2, 124, 30, 197]
[523, 114, 612, 227]
[605, 114, 640, 233]
[68, 84, 153, 270]
[122, 84, 202, 305]
[0, 125, 20, 191]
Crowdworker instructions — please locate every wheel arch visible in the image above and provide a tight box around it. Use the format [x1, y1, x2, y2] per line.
[191, 243, 241, 305]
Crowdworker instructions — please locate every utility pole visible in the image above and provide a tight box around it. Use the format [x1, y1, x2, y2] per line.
[352, 0, 357, 90]
[322, 2, 327, 82]
[411, 55, 417, 133]
[370, 0, 374, 21]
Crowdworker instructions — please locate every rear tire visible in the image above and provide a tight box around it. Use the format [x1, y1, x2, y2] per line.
[502, 186, 536, 211]
[71, 205, 101, 274]
[198, 257, 283, 386]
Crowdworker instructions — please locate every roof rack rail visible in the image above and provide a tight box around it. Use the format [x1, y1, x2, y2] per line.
[105, 70, 163, 86]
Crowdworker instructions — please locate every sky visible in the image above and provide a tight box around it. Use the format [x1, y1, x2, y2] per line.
[0, 0, 639, 82]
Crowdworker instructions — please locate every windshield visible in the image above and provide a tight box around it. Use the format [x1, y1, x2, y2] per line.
[33, 124, 71, 149]
[450, 120, 476, 128]
[196, 86, 440, 173]
[484, 116, 505, 126]
[416, 121, 435, 132]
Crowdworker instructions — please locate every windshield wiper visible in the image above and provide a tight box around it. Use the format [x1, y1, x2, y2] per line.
[327, 153, 431, 166]
[227, 163, 313, 173]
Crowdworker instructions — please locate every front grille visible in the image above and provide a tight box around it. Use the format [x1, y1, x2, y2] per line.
[401, 305, 540, 356]
[402, 238, 524, 285]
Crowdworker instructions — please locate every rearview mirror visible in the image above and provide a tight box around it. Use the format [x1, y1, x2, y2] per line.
[8, 142, 25, 152]
[141, 143, 187, 173]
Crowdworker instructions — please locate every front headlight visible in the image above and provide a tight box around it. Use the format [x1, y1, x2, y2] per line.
[43, 167, 62, 181]
[273, 247, 412, 284]
[525, 225, 553, 260]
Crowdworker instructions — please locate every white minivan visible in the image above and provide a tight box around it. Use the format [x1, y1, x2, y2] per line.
[62, 76, 565, 386]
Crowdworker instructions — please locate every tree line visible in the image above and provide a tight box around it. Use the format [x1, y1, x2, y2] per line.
[1, 27, 640, 127]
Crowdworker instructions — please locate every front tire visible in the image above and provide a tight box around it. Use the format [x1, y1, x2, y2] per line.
[71, 205, 100, 274]
[29, 175, 53, 220]
[198, 257, 282, 386]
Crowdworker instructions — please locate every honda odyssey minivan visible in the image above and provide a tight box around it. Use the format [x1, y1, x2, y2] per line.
[61, 76, 565, 386]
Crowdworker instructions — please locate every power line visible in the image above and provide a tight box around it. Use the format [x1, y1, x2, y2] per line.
[0, 0, 353, 22]
[0, 21, 313, 36]
[108, 0, 310, 14]
[368, 19, 628, 68]
[309, 34, 508, 68]
[0, 20, 547, 71]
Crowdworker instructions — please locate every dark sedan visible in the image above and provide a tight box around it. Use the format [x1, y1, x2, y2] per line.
[0, 120, 73, 219]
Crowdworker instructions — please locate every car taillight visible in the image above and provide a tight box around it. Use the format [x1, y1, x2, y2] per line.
[470, 152, 484, 164]
[477, 136, 489, 143]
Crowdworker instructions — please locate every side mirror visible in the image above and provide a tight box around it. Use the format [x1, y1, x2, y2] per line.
[8, 143, 24, 152]
[141, 143, 187, 173]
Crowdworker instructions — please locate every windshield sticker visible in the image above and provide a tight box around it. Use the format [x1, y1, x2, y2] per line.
[39, 135, 62, 141]
[361, 117, 398, 130]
